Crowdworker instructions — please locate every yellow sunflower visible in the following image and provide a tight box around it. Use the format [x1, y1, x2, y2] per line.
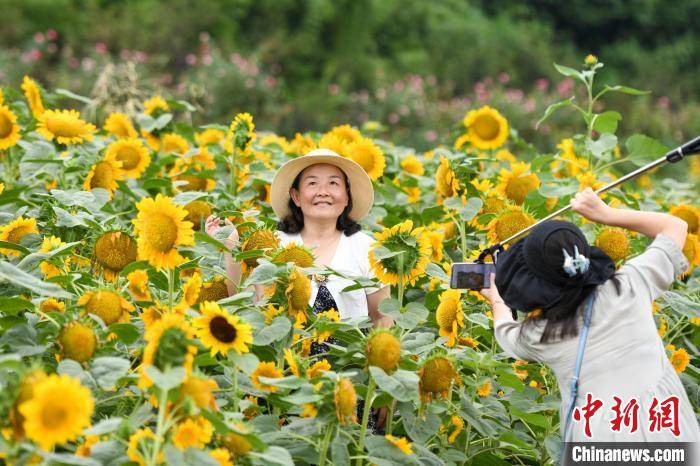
[327, 124, 362, 144]
[37, 109, 96, 145]
[365, 329, 401, 373]
[194, 301, 254, 357]
[386, 435, 413, 455]
[141, 128, 161, 151]
[82, 153, 125, 198]
[57, 321, 97, 363]
[681, 233, 700, 278]
[21, 76, 45, 118]
[77, 289, 134, 325]
[227, 112, 256, 154]
[436, 289, 464, 347]
[143, 96, 169, 115]
[0, 105, 21, 150]
[346, 137, 386, 180]
[184, 200, 213, 231]
[18, 374, 94, 451]
[127, 428, 159, 466]
[306, 359, 332, 379]
[105, 138, 151, 179]
[289, 132, 317, 155]
[195, 128, 226, 146]
[401, 153, 425, 176]
[241, 229, 280, 269]
[40, 298, 65, 313]
[368, 219, 432, 286]
[0, 216, 39, 256]
[486, 205, 536, 243]
[595, 227, 630, 263]
[93, 231, 138, 280]
[138, 313, 197, 389]
[172, 416, 213, 450]
[418, 355, 460, 403]
[435, 156, 460, 201]
[271, 243, 316, 267]
[127, 269, 151, 301]
[39, 235, 68, 278]
[670, 348, 690, 373]
[670, 205, 699, 234]
[197, 276, 230, 304]
[284, 348, 302, 377]
[251, 361, 283, 392]
[285, 267, 311, 326]
[551, 138, 589, 178]
[161, 132, 190, 155]
[211, 448, 234, 466]
[476, 381, 492, 397]
[131, 194, 195, 270]
[317, 133, 348, 157]
[462, 105, 509, 150]
[495, 161, 540, 205]
[334, 378, 357, 425]
[179, 376, 219, 410]
[103, 112, 138, 139]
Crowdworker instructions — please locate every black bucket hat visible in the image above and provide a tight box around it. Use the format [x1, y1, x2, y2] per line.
[494, 220, 616, 312]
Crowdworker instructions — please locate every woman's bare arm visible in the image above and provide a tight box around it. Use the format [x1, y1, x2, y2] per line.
[367, 286, 394, 328]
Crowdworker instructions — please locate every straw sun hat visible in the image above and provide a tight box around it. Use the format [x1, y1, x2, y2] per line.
[270, 148, 374, 221]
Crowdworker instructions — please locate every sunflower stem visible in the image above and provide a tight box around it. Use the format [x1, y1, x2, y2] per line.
[355, 375, 376, 466]
[318, 423, 334, 466]
[231, 364, 239, 412]
[384, 400, 396, 435]
[230, 147, 237, 195]
[149, 387, 169, 466]
[397, 253, 405, 309]
[167, 267, 174, 310]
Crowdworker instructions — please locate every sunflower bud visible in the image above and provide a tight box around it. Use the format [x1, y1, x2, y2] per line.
[365, 329, 401, 374]
[58, 322, 97, 363]
[333, 378, 357, 425]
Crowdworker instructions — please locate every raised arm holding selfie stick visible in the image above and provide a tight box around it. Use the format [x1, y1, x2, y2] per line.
[453, 136, 700, 449]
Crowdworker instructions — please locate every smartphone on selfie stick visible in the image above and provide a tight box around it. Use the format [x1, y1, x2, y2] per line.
[448, 135, 700, 316]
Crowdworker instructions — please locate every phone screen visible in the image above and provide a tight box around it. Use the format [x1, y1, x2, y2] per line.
[450, 263, 496, 290]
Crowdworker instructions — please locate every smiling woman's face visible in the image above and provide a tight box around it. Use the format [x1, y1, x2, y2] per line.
[290, 163, 349, 222]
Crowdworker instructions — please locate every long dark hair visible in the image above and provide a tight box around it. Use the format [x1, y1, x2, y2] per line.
[277, 166, 362, 236]
[519, 229, 622, 343]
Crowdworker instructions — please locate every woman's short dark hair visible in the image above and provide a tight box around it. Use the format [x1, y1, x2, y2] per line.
[519, 229, 623, 344]
[277, 166, 362, 236]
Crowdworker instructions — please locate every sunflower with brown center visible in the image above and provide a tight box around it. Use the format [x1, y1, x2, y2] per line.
[241, 229, 280, 269]
[83, 152, 126, 198]
[0, 216, 39, 256]
[93, 231, 137, 280]
[368, 219, 432, 286]
[194, 301, 253, 357]
[77, 289, 135, 326]
[132, 194, 195, 270]
[105, 138, 151, 179]
[595, 227, 630, 263]
[418, 354, 460, 403]
[435, 289, 464, 347]
[196, 276, 230, 303]
[462, 105, 509, 150]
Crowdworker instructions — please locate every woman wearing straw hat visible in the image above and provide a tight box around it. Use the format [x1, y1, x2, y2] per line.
[206, 148, 392, 327]
[479, 188, 699, 448]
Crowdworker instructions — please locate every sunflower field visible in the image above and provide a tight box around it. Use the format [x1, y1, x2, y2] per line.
[0, 57, 699, 466]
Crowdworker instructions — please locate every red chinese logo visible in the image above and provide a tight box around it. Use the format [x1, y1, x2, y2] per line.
[648, 395, 680, 437]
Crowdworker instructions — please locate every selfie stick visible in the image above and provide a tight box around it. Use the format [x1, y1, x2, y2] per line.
[476, 135, 700, 263]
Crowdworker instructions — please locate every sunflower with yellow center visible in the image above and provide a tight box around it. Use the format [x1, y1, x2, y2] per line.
[454, 133, 471, 150]
[365, 329, 401, 373]
[486, 205, 536, 244]
[251, 361, 283, 392]
[418, 354, 460, 403]
[327, 124, 362, 144]
[271, 243, 315, 268]
[369, 219, 433, 286]
[21, 76, 45, 117]
[462, 105, 509, 150]
[345, 137, 386, 180]
[141, 128, 161, 151]
[400, 153, 425, 176]
[57, 321, 97, 363]
[78, 289, 134, 325]
[40, 298, 65, 313]
[0, 105, 21, 150]
[139, 313, 197, 389]
[476, 380, 492, 397]
[93, 231, 137, 280]
[290, 132, 317, 155]
[127, 428, 159, 466]
[83, 152, 125, 198]
[39, 235, 68, 278]
[179, 375, 219, 410]
[194, 301, 253, 357]
[495, 161, 540, 205]
[285, 267, 312, 327]
[307, 359, 332, 379]
[315, 133, 348, 158]
[595, 227, 630, 263]
[182, 271, 202, 306]
[132, 194, 195, 270]
[334, 378, 357, 424]
[0, 216, 39, 256]
[386, 435, 413, 455]
[436, 289, 464, 347]
[210, 448, 234, 466]
[143, 96, 169, 115]
[445, 415, 465, 444]
[435, 155, 460, 201]
[195, 128, 226, 146]
[551, 138, 589, 178]
[18, 374, 94, 451]
[226, 112, 256, 154]
[37, 109, 96, 145]
[670, 348, 690, 373]
[127, 269, 151, 301]
[315, 308, 340, 343]
[172, 416, 213, 450]
[105, 138, 150, 179]
[161, 132, 190, 155]
[669, 205, 699, 234]
[103, 112, 138, 138]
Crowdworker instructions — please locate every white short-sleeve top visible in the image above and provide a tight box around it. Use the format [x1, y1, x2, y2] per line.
[275, 230, 386, 320]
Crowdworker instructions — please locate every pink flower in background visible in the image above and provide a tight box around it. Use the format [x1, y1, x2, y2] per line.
[523, 98, 536, 113]
[202, 54, 213, 66]
[33, 32, 45, 44]
[425, 130, 438, 142]
[69, 57, 80, 68]
[393, 81, 405, 92]
[376, 88, 386, 100]
[657, 96, 669, 109]
[95, 42, 108, 54]
[265, 76, 277, 88]
[46, 29, 58, 41]
[484, 76, 493, 86]
[505, 89, 524, 102]
[134, 51, 148, 63]
[82, 57, 95, 71]
[557, 78, 574, 97]
[328, 83, 339, 95]
[535, 78, 549, 91]
[186, 54, 197, 66]
[21, 49, 42, 62]
[499, 72, 510, 84]
[120, 49, 132, 60]
[388, 112, 399, 124]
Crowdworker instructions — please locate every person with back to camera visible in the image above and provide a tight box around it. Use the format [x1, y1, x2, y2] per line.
[479, 187, 700, 447]
[204, 148, 393, 430]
